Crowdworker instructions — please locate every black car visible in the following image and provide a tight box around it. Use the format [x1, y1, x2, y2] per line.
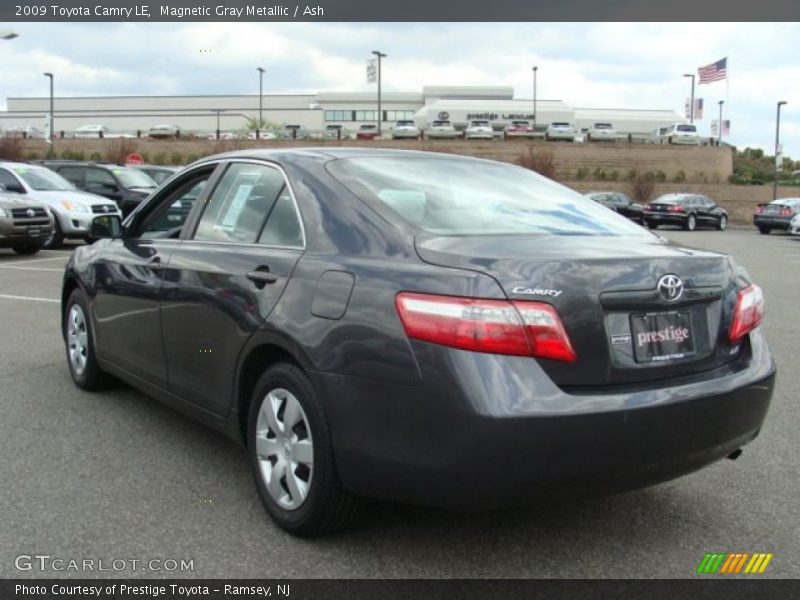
[644, 193, 728, 231]
[132, 165, 181, 186]
[40, 161, 157, 216]
[586, 192, 644, 224]
[62, 149, 775, 535]
[753, 198, 800, 234]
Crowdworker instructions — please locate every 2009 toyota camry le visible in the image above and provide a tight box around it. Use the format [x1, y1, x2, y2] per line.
[61, 149, 776, 535]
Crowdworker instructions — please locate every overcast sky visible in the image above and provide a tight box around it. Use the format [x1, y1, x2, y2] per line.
[1, 22, 798, 156]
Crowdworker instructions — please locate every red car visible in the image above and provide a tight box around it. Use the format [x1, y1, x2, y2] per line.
[506, 120, 535, 138]
[356, 124, 380, 140]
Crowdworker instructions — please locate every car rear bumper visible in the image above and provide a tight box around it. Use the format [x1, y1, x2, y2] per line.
[313, 328, 775, 510]
[644, 212, 687, 226]
[753, 216, 791, 230]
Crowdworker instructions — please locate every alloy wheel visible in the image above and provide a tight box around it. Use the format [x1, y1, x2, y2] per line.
[255, 388, 314, 511]
[67, 304, 89, 375]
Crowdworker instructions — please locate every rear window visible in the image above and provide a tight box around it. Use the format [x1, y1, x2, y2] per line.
[327, 157, 649, 237]
[652, 195, 687, 205]
[594, 123, 613, 129]
[432, 121, 450, 127]
[771, 198, 800, 207]
[396, 120, 415, 126]
[511, 121, 530, 126]
[677, 124, 697, 132]
[551, 122, 571, 127]
[470, 121, 490, 127]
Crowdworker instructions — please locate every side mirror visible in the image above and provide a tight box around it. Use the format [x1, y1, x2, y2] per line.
[90, 215, 122, 239]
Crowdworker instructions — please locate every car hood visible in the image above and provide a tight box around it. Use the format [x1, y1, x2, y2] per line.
[30, 189, 115, 205]
[0, 194, 47, 209]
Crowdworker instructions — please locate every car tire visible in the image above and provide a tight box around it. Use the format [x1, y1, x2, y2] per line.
[646, 221, 658, 229]
[758, 226, 772, 235]
[248, 362, 362, 536]
[43, 217, 64, 250]
[717, 215, 727, 231]
[64, 288, 112, 391]
[685, 214, 697, 231]
[669, 136, 674, 145]
[12, 244, 42, 255]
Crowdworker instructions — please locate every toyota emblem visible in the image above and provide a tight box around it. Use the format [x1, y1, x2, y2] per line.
[26, 208, 35, 217]
[657, 274, 684, 302]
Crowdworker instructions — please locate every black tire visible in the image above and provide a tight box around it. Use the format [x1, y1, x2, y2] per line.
[12, 244, 42, 255]
[717, 215, 727, 231]
[685, 214, 697, 231]
[647, 221, 658, 229]
[248, 362, 362, 536]
[668, 136, 674, 145]
[758, 226, 772, 235]
[64, 288, 111, 390]
[43, 217, 64, 250]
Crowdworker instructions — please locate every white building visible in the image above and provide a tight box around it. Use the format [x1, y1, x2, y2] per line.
[0, 85, 683, 137]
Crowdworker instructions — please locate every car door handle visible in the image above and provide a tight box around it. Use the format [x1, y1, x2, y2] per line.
[246, 269, 278, 285]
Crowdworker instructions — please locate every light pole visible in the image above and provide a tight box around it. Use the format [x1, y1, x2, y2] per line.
[1, 30, 19, 40]
[214, 109, 225, 140]
[257, 67, 265, 139]
[372, 50, 386, 137]
[532, 66, 538, 131]
[683, 73, 695, 123]
[774, 101, 787, 200]
[717, 100, 724, 145]
[43, 72, 54, 155]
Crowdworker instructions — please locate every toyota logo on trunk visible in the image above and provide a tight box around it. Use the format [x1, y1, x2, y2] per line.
[657, 274, 683, 302]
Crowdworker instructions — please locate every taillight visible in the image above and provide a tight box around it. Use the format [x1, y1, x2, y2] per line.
[780, 208, 792, 217]
[728, 284, 765, 343]
[755, 206, 764, 215]
[668, 205, 685, 213]
[395, 292, 576, 362]
[643, 204, 652, 210]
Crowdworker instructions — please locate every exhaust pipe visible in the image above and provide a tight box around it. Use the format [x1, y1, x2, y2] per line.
[727, 449, 743, 460]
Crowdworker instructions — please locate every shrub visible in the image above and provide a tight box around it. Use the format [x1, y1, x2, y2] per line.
[186, 153, 199, 164]
[169, 152, 183, 165]
[514, 146, 557, 179]
[140, 152, 151, 164]
[105, 138, 139, 164]
[672, 170, 687, 183]
[25, 151, 40, 160]
[629, 172, 655, 204]
[89, 152, 102, 162]
[0, 136, 25, 161]
[593, 167, 606, 180]
[609, 170, 619, 181]
[152, 152, 167, 165]
[575, 167, 589, 180]
[655, 170, 667, 183]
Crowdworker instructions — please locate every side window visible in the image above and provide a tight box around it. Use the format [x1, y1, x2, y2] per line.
[58, 167, 85, 187]
[86, 168, 117, 189]
[0, 168, 20, 191]
[193, 163, 286, 244]
[258, 188, 304, 247]
[139, 178, 209, 240]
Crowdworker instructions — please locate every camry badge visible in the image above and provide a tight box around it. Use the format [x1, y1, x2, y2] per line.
[657, 274, 683, 302]
[512, 286, 563, 298]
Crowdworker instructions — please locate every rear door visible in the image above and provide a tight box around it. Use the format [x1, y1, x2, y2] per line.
[160, 160, 305, 415]
[54, 166, 86, 189]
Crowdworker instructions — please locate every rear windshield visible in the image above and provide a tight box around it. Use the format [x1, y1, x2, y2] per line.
[652, 195, 688, 204]
[432, 121, 450, 127]
[771, 198, 800, 207]
[327, 157, 649, 237]
[594, 123, 613, 129]
[470, 121, 490, 126]
[112, 167, 157, 189]
[511, 121, 530, 126]
[677, 124, 697, 132]
[551, 122, 571, 127]
[396, 120, 415, 126]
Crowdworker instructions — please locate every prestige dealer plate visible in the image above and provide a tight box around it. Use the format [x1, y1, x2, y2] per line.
[630, 310, 695, 363]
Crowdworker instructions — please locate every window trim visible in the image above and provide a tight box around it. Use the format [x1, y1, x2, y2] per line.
[185, 158, 306, 251]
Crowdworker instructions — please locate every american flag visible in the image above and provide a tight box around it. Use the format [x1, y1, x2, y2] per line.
[698, 58, 727, 84]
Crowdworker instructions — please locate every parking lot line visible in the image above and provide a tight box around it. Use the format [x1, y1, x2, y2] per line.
[0, 255, 70, 267]
[0, 293, 59, 303]
[0, 266, 63, 272]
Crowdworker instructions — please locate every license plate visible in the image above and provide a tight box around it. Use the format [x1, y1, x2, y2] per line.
[630, 311, 695, 363]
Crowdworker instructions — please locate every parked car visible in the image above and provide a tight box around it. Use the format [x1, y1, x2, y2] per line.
[0, 191, 53, 254]
[62, 149, 774, 535]
[0, 162, 120, 249]
[355, 124, 380, 140]
[506, 120, 535, 138]
[790, 213, 800, 236]
[207, 131, 241, 141]
[545, 122, 576, 141]
[324, 125, 345, 140]
[663, 123, 701, 145]
[644, 193, 728, 231]
[650, 126, 670, 144]
[280, 126, 309, 140]
[464, 119, 494, 140]
[247, 130, 279, 140]
[425, 120, 458, 139]
[4, 125, 44, 139]
[390, 120, 421, 140]
[586, 192, 644, 224]
[587, 122, 616, 142]
[149, 124, 181, 139]
[74, 124, 111, 139]
[753, 198, 800, 235]
[39, 161, 157, 217]
[131, 165, 180, 185]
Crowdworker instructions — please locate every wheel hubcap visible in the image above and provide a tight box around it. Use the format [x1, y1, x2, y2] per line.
[255, 388, 314, 511]
[67, 304, 89, 375]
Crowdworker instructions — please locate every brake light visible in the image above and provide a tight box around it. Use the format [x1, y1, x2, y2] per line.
[755, 206, 764, 215]
[643, 204, 652, 210]
[780, 208, 792, 217]
[728, 284, 765, 343]
[667, 205, 685, 213]
[395, 293, 576, 362]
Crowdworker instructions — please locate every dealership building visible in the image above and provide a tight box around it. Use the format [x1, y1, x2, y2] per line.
[1, 85, 684, 136]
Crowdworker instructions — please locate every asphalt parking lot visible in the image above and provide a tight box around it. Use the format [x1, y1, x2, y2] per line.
[0, 228, 798, 579]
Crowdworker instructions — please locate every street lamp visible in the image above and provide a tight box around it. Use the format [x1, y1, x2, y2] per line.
[683, 73, 695, 123]
[43, 72, 54, 154]
[256, 67, 265, 139]
[532, 66, 538, 131]
[1, 30, 19, 40]
[372, 50, 387, 136]
[717, 100, 724, 145]
[774, 101, 787, 200]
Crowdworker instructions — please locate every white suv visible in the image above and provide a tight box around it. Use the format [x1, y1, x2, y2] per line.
[0, 162, 121, 249]
[664, 123, 701, 145]
[391, 120, 421, 140]
[464, 120, 494, 140]
[545, 122, 576, 141]
[587, 123, 617, 142]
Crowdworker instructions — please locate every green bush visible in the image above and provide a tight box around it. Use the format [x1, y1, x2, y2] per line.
[609, 170, 619, 181]
[575, 167, 589, 180]
[140, 152, 151, 164]
[89, 152, 102, 162]
[672, 170, 686, 183]
[593, 167, 606, 180]
[25, 151, 40, 160]
[169, 152, 183, 165]
[186, 153, 199, 164]
[655, 170, 667, 183]
[153, 152, 167, 165]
